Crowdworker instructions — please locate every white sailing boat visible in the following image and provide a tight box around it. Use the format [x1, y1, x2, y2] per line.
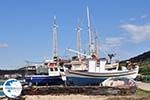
[64, 7, 139, 86]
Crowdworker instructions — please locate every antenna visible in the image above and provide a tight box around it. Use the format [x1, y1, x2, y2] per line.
[52, 16, 58, 58]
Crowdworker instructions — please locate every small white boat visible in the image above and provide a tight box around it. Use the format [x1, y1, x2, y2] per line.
[65, 59, 139, 86]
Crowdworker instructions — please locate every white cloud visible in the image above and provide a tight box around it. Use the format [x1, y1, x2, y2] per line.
[0, 43, 8, 48]
[120, 24, 150, 43]
[105, 37, 124, 47]
[100, 37, 124, 52]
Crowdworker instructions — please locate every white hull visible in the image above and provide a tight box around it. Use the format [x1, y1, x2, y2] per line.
[65, 66, 139, 86]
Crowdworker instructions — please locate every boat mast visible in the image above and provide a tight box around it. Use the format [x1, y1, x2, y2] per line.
[86, 6, 92, 55]
[86, 7, 99, 58]
[52, 16, 58, 58]
[93, 27, 99, 57]
[76, 21, 82, 58]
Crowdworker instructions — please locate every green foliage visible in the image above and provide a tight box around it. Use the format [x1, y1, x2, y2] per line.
[120, 51, 150, 75]
[139, 66, 150, 75]
[140, 58, 150, 66]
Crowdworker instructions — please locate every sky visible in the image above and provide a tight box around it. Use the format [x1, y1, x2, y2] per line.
[0, 0, 150, 69]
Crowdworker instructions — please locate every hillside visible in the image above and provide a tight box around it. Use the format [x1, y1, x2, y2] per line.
[120, 50, 150, 75]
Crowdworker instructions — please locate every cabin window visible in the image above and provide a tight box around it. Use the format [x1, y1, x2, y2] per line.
[28, 66, 36, 70]
[54, 68, 58, 71]
[60, 68, 64, 72]
[50, 68, 53, 71]
[44, 63, 48, 65]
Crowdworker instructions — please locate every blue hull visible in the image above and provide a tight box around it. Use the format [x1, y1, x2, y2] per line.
[25, 75, 64, 85]
[0, 82, 5, 97]
[67, 77, 106, 86]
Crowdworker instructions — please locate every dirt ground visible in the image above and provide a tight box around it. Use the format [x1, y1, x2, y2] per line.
[24, 95, 107, 100]
[21, 95, 150, 100]
[136, 81, 150, 91]
[1, 94, 150, 100]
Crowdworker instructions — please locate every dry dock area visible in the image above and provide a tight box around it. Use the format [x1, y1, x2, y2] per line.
[1, 81, 150, 100]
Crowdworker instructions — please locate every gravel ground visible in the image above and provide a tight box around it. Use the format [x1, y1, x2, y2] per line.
[24, 95, 107, 100]
[136, 81, 150, 91]
[14, 95, 150, 100]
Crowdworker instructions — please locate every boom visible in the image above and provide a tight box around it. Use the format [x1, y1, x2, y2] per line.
[66, 48, 91, 58]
